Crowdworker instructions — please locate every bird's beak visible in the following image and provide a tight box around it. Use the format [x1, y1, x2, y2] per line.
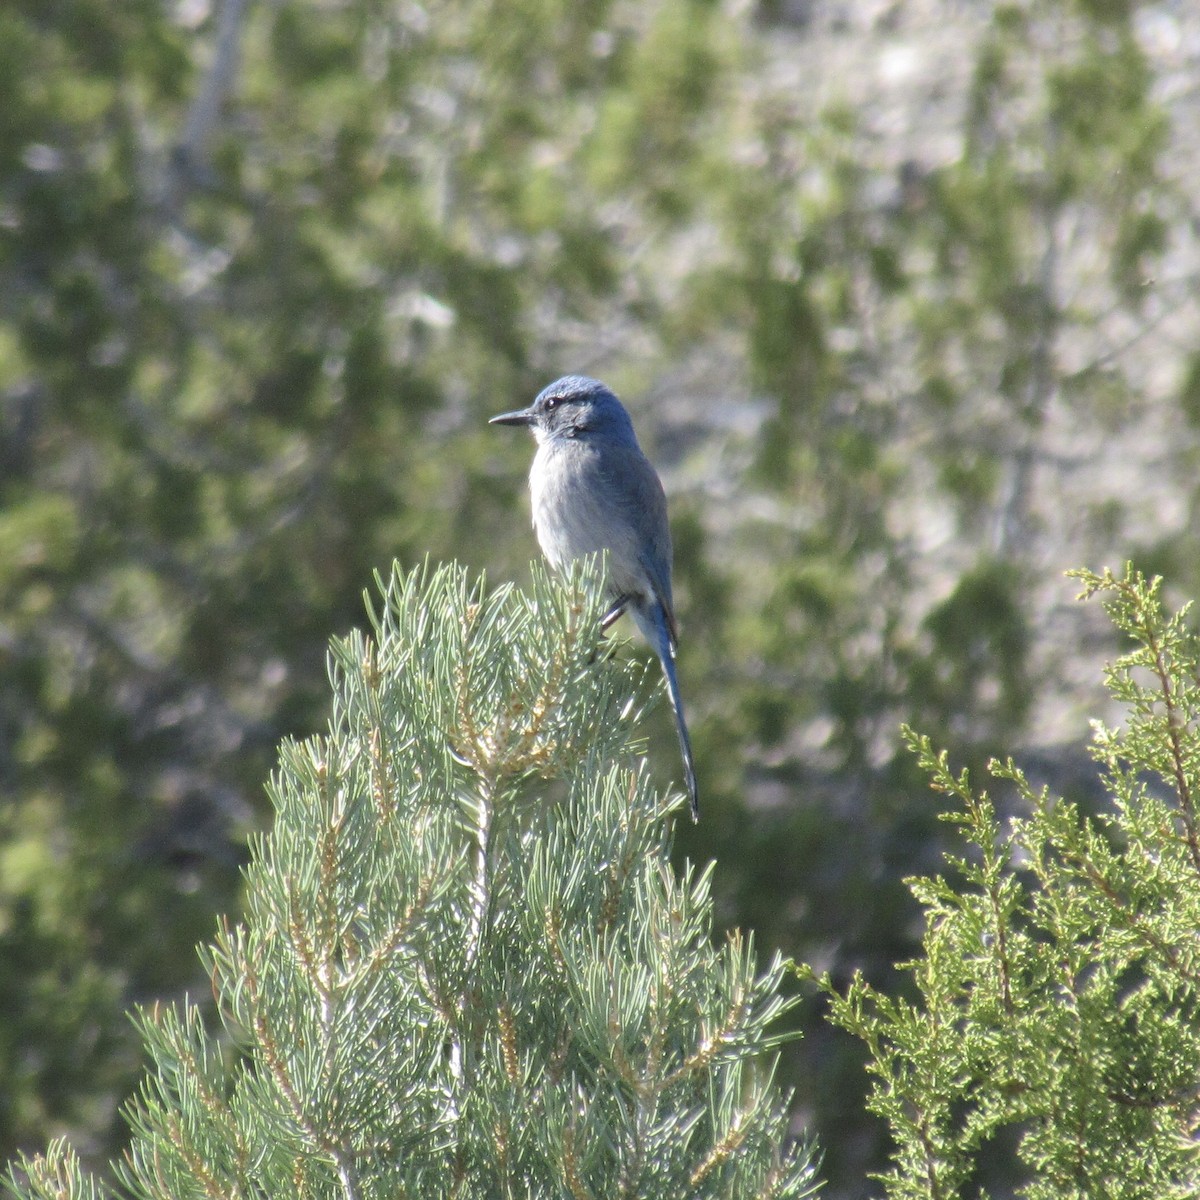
[489, 406, 535, 427]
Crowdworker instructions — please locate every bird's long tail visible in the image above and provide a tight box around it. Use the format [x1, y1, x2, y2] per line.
[637, 602, 699, 821]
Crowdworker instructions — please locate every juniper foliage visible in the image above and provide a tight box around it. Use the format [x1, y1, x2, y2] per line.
[814, 565, 1200, 1199]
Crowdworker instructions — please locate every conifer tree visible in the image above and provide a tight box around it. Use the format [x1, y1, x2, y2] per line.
[813, 565, 1200, 1198]
[6, 561, 816, 1200]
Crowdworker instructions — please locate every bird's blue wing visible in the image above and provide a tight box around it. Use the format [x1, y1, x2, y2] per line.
[593, 441, 678, 644]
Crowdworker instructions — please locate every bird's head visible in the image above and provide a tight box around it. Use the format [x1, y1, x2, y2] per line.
[489, 375, 638, 446]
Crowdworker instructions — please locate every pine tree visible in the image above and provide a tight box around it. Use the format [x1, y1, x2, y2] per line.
[6, 561, 816, 1200]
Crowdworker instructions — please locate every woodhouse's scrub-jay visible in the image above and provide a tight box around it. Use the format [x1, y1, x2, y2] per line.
[490, 375, 699, 820]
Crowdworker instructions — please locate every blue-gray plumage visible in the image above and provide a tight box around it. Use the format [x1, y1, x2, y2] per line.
[490, 375, 699, 820]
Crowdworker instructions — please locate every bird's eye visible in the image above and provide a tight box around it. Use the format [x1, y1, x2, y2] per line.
[545, 396, 561, 410]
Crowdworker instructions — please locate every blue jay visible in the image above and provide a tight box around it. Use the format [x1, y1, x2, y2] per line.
[490, 375, 699, 820]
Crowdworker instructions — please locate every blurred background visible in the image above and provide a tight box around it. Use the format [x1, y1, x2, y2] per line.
[4, 0, 1200, 1194]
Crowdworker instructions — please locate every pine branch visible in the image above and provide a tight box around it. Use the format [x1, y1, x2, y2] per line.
[5, 560, 817, 1200]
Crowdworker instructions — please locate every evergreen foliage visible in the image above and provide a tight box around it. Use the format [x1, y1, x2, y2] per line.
[7, 561, 816, 1200]
[813, 565, 1200, 1198]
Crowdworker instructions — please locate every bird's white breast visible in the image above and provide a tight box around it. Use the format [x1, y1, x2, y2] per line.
[529, 439, 645, 599]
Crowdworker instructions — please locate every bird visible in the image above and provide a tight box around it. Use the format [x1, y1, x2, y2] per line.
[490, 375, 699, 820]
